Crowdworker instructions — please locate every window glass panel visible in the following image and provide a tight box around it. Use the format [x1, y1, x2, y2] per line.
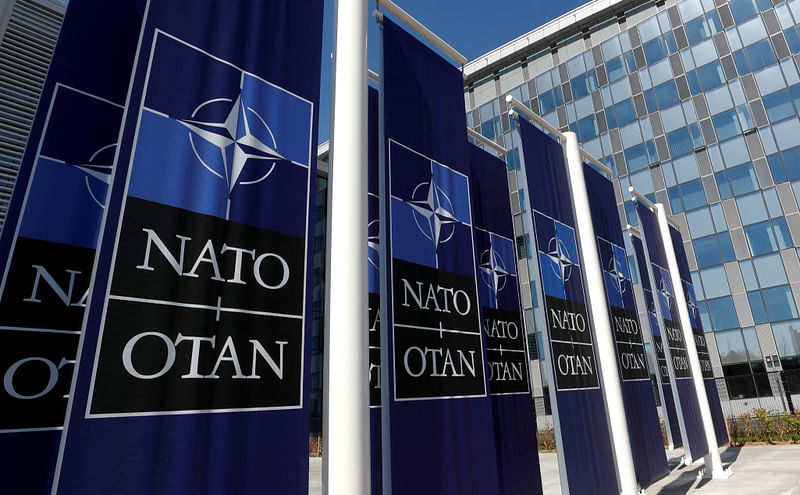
[605, 106, 618, 129]
[610, 78, 633, 103]
[687, 207, 716, 237]
[782, 59, 800, 86]
[667, 129, 694, 158]
[708, 145, 725, 171]
[775, 118, 800, 152]
[668, 186, 684, 213]
[615, 99, 638, 126]
[719, 231, 736, 261]
[680, 0, 705, 22]
[567, 54, 587, 78]
[745, 39, 777, 71]
[662, 161, 677, 187]
[692, 38, 718, 66]
[620, 121, 643, 148]
[754, 253, 788, 287]
[625, 201, 639, 226]
[764, 188, 783, 218]
[538, 90, 556, 114]
[773, 320, 800, 356]
[606, 56, 627, 82]
[727, 27, 743, 52]
[717, 171, 733, 199]
[654, 81, 680, 108]
[694, 235, 723, 268]
[630, 169, 654, 195]
[708, 296, 740, 329]
[625, 143, 650, 172]
[649, 59, 673, 86]
[643, 38, 668, 64]
[737, 193, 768, 225]
[786, 28, 800, 54]
[624, 51, 637, 73]
[720, 136, 750, 167]
[728, 163, 758, 195]
[730, 0, 759, 23]
[749, 291, 769, 323]
[661, 104, 687, 133]
[536, 71, 554, 93]
[602, 36, 622, 60]
[705, 85, 734, 115]
[713, 109, 743, 141]
[754, 65, 786, 96]
[764, 285, 799, 321]
[768, 154, 788, 184]
[763, 90, 795, 122]
[575, 95, 594, 118]
[773, 217, 792, 249]
[738, 17, 768, 46]
[577, 115, 599, 140]
[741, 260, 759, 290]
[681, 48, 696, 70]
[687, 70, 703, 95]
[571, 70, 599, 99]
[681, 179, 707, 209]
[697, 61, 726, 90]
[701, 265, 732, 298]
[673, 155, 700, 182]
[716, 329, 748, 364]
[743, 327, 763, 359]
[711, 203, 727, 230]
[745, 221, 778, 255]
[686, 16, 712, 45]
[782, 146, 800, 179]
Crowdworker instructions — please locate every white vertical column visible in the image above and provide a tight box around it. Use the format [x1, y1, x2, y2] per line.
[322, 0, 370, 492]
[563, 132, 639, 495]
[654, 204, 730, 479]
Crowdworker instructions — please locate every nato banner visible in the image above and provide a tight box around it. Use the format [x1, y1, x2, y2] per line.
[0, 1, 142, 492]
[635, 201, 709, 463]
[380, 17, 500, 494]
[367, 85, 382, 495]
[52, 1, 322, 492]
[584, 167, 667, 487]
[630, 233, 683, 450]
[469, 145, 542, 494]
[667, 225, 728, 447]
[516, 118, 616, 494]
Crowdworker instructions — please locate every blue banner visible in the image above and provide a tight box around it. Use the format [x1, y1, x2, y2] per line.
[631, 233, 683, 450]
[380, 17, 500, 494]
[368, 85, 382, 495]
[52, 2, 322, 492]
[0, 1, 142, 492]
[469, 145, 542, 494]
[516, 118, 617, 494]
[635, 201, 709, 462]
[584, 167, 667, 487]
[667, 225, 729, 447]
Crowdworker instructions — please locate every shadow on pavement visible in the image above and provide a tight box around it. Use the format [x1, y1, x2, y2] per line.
[655, 446, 742, 494]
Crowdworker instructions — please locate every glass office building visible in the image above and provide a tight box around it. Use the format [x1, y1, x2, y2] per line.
[464, 0, 800, 419]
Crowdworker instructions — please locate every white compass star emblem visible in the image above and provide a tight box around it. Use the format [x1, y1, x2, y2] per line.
[547, 236, 576, 283]
[608, 255, 627, 295]
[658, 279, 673, 309]
[70, 143, 115, 209]
[408, 176, 459, 249]
[178, 93, 283, 201]
[368, 219, 380, 269]
[480, 247, 510, 297]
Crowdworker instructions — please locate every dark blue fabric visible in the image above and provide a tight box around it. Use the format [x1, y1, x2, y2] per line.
[584, 166, 668, 488]
[517, 118, 617, 494]
[53, 2, 322, 493]
[668, 226, 729, 448]
[470, 145, 542, 494]
[636, 202, 709, 461]
[368, 86, 382, 495]
[381, 17, 500, 494]
[631, 234, 683, 449]
[0, 2, 143, 493]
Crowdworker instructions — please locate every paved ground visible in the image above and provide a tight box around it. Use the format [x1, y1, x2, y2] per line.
[309, 444, 800, 494]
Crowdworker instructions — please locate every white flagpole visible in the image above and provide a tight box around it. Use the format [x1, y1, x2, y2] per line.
[654, 203, 731, 480]
[563, 132, 640, 495]
[323, 0, 370, 491]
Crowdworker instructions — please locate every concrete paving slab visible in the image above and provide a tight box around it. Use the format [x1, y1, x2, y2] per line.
[309, 445, 800, 494]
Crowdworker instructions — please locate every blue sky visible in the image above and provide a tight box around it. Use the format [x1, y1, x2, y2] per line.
[317, 0, 586, 144]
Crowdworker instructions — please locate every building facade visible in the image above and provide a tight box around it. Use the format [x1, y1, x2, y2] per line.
[464, 0, 800, 419]
[0, 0, 65, 229]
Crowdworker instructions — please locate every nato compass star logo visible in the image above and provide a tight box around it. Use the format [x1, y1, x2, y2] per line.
[658, 278, 673, 310]
[75, 144, 115, 208]
[179, 93, 284, 218]
[368, 219, 380, 270]
[608, 254, 627, 295]
[546, 236, 577, 283]
[408, 176, 459, 250]
[687, 288, 701, 321]
[479, 247, 510, 298]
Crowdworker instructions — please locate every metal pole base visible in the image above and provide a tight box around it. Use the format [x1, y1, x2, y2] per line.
[697, 466, 733, 480]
